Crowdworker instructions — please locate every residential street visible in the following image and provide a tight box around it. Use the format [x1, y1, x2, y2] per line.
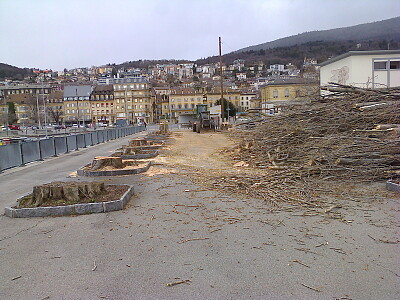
[0, 129, 399, 300]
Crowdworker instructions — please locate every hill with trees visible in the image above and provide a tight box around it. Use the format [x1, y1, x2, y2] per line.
[0, 63, 33, 80]
[237, 16, 400, 53]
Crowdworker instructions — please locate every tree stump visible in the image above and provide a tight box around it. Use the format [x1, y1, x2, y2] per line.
[122, 146, 136, 155]
[26, 182, 106, 207]
[159, 123, 169, 133]
[91, 156, 125, 170]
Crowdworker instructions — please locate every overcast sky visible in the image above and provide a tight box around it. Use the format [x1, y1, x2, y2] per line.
[1, 0, 399, 71]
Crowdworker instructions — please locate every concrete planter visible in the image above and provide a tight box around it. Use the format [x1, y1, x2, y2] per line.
[5, 184, 134, 218]
[121, 150, 159, 159]
[77, 161, 151, 177]
[386, 180, 400, 193]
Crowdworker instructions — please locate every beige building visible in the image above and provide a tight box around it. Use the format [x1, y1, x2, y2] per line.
[167, 88, 204, 119]
[63, 85, 93, 124]
[113, 78, 153, 124]
[260, 78, 318, 115]
[90, 85, 115, 124]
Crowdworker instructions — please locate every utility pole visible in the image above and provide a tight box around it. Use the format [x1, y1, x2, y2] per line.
[219, 37, 224, 124]
[76, 88, 79, 132]
[42, 76, 48, 138]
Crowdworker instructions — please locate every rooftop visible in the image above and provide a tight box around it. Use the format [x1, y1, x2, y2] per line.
[319, 50, 400, 67]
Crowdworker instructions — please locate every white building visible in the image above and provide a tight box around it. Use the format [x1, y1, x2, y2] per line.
[319, 50, 400, 89]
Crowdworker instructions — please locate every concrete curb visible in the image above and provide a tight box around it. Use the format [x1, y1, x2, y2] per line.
[121, 151, 159, 159]
[129, 145, 164, 151]
[77, 161, 151, 177]
[386, 180, 400, 193]
[4, 184, 134, 218]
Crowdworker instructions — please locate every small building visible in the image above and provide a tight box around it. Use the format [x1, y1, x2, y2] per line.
[260, 78, 318, 115]
[319, 50, 400, 90]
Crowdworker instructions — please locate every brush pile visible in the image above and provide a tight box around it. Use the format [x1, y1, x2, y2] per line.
[214, 84, 400, 207]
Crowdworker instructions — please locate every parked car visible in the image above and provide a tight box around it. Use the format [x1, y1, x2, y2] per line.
[8, 125, 21, 130]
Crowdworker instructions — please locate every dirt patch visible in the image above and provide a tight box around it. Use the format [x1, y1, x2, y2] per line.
[18, 185, 129, 208]
[143, 166, 178, 177]
[154, 131, 235, 171]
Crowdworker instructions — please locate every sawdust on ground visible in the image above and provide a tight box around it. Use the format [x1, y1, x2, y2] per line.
[153, 130, 236, 171]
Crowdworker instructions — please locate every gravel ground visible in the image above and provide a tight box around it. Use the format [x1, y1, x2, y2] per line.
[0, 129, 399, 300]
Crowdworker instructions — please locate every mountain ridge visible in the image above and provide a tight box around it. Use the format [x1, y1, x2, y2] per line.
[235, 16, 400, 53]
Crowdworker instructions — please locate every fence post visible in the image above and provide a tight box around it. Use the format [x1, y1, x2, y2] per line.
[38, 140, 43, 161]
[19, 142, 25, 166]
[65, 136, 69, 153]
[53, 137, 58, 157]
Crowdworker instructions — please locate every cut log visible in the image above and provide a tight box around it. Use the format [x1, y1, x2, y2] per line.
[91, 156, 124, 170]
[335, 157, 400, 166]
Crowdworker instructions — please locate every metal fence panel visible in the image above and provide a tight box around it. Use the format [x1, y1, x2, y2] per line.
[84, 133, 93, 146]
[97, 131, 104, 143]
[104, 130, 109, 141]
[77, 134, 85, 148]
[21, 141, 40, 164]
[67, 135, 77, 151]
[92, 132, 98, 145]
[0, 144, 22, 171]
[40, 138, 55, 159]
[54, 137, 68, 155]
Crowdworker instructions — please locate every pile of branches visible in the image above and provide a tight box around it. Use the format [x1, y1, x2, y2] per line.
[232, 83, 400, 182]
[203, 84, 399, 208]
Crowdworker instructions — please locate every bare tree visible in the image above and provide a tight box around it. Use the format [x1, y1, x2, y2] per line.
[47, 106, 63, 124]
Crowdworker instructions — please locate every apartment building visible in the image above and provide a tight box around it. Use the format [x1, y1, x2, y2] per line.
[90, 85, 115, 124]
[166, 88, 204, 119]
[63, 85, 93, 124]
[113, 77, 153, 124]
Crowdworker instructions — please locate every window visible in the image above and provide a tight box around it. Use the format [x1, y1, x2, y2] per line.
[284, 89, 289, 98]
[273, 90, 278, 98]
[374, 61, 387, 70]
[184, 104, 188, 109]
[390, 60, 400, 69]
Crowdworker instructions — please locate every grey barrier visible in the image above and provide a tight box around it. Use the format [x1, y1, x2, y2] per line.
[92, 132, 99, 145]
[21, 141, 40, 164]
[97, 131, 105, 143]
[0, 143, 22, 171]
[54, 136, 68, 155]
[39, 138, 55, 159]
[0, 126, 144, 172]
[66, 135, 77, 151]
[76, 134, 85, 148]
[84, 133, 93, 146]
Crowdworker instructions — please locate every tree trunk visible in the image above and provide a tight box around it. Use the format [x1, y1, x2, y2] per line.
[91, 156, 124, 170]
[28, 182, 107, 207]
